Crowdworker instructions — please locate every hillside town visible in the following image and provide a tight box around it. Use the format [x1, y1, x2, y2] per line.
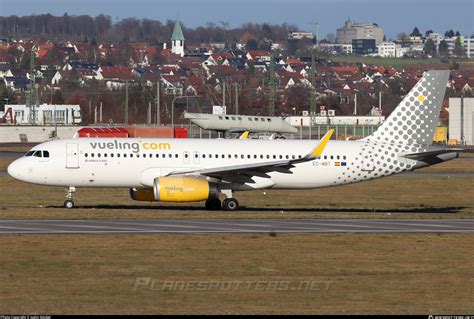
[0, 15, 473, 127]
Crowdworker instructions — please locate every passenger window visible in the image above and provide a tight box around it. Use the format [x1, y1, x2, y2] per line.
[241, 154, 245, 159]
[248, 117, 253, 121]
[123, 154, 127, 158]
[175, 154, 178, 158]
[97, 153, 101, 158]
[228, 154, 231, 158]
[43, 151, 50, 158]
[222, 154, 225, 158]
[247, 155, 251, 159]
[324, 155, 327, 160]
[231, 116, 236, 120]
[195, 153, 198, 158]
[143, 154, 146, 158]
[254, 155, 257, 159]
[260, 155, 263, 159]
[234, 154, 238, 158]
[330, 155, 334, 160]
[91, 153, 95, 158]
[203, 154, 206, 158]
[169, 154, 172, 158]
[219, 116, 223, 120]
[336, 155, 340, 160]
[279, 155, 282, 159]
[104, 154, 107, 158]
[162, 154, 166, 158]
[149, 154, 152, 158]
[266, 155, 270, 159]
[117, 154, 120, 158]
[273, 155, 276, 159]
[254, 117, 259, 121]
[85, 153, 88, 158]
[238, 117, 242, 120]
[286, 155, 289, 159]
[343, 155, 347, 160]
[298, 155, 302, 159]
[225, 116, 229, 120]
[267, 118, 271, 122]
[111, 154, 114, 158]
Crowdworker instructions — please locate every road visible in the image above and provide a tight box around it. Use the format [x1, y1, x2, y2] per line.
[0, 218, 473, 234]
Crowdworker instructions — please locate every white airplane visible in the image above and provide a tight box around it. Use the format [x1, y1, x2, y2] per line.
[8, 70, 460, 211]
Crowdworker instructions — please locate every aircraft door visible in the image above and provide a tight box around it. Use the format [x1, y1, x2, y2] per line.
[66, 143, 79, 169]
[193, 151, 200, 164]
[183, 151, 190, 164]
[361, 144, 375, 171]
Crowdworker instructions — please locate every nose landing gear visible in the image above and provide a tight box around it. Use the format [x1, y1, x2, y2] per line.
[64, 186, 76, 209]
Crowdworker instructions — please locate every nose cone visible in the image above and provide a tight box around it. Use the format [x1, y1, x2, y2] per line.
[7, 159, 21, 180]
[8, 158, 30, 182]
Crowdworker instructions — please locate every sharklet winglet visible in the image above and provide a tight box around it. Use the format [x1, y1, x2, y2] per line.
[309, 129, 334, 158]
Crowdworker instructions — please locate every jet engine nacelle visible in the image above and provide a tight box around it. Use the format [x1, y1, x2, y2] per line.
[130, 177, 218, 202]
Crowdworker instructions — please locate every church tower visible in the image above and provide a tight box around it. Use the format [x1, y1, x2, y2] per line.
[171, 19, 185, 57]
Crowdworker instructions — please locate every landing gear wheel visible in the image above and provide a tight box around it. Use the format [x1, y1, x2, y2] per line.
[222, 198, 239, 211]
[64, 200, 75, 209]
[205, 198, 222, 210]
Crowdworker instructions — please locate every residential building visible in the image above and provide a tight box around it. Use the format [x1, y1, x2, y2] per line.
[445, 36, 474, 58]
[336, 18, 384, 45]
[377, 42, 396, 57]
[318, 43, 353, 55]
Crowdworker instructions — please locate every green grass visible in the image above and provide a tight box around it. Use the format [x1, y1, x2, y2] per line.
[0, 233, 472, 314]
[0, 171, 472, 220]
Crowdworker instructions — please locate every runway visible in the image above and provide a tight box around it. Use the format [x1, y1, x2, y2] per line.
[0, 218, 473, 234]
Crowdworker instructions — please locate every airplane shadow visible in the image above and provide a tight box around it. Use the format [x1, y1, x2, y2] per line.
[46, 204, 468, 214]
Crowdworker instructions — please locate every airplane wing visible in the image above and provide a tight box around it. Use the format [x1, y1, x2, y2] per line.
[166, 129, 334, 184]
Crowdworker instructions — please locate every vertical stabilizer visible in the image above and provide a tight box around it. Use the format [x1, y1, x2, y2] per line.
[367, 70, 450, 145]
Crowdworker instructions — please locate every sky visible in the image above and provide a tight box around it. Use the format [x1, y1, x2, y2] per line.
[0, 0, 473, 40]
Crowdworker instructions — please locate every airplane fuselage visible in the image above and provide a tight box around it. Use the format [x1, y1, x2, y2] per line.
[8, 137, 455, 190]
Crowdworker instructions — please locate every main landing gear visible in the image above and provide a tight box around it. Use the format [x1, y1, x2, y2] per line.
[204, 197, 240, 211]
[208, 189, 239, 211]
[64, 186, 76, 209]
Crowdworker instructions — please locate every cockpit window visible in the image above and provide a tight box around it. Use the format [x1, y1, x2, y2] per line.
[43, 151, 50, 158]
[25, 151, 34, 157]
[33, 151, 41, 157]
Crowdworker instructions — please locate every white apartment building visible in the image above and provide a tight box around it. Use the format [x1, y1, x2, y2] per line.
[377, 42, 396, 57]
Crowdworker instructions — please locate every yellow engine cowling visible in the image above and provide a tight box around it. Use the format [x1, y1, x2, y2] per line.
[130, 177, 218, 202]
[154, 177, 218, 202]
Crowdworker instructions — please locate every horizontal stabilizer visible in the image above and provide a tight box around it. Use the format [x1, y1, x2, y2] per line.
[402, 148, 464, 163]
